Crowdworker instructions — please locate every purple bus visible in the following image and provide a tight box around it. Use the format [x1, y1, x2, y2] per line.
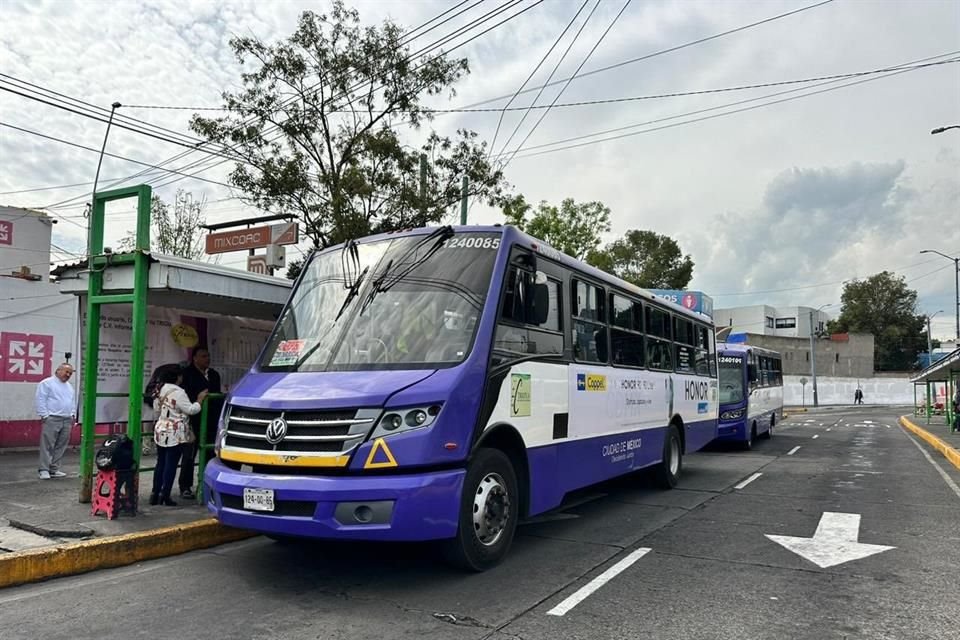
[205, 226, 718, 570]
[716, 343, 783, 449]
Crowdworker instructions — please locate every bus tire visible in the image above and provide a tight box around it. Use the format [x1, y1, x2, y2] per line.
[742, 424, 756, 451]
[762, 414, 775, 439]
[442, 448, 519, 572]
[654, 425, 683, 489]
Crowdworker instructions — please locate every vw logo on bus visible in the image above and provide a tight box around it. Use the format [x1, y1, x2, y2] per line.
[265, 416, 288, 445]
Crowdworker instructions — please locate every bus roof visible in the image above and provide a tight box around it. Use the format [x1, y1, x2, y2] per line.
[315, 224, 711, 325]
[717, 342, 781, 357]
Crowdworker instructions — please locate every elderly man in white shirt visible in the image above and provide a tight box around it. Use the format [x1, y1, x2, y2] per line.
[34, 362, 76, 479]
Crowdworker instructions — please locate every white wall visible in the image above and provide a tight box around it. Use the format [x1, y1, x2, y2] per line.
[0, 279, 79, 421]
[784, 375, 914, 406]
[0, 207, 54, 281]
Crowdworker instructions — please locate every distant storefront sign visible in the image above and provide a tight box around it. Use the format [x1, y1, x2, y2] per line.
[205, 222, 298, 255]
[647, 289, 714, 318]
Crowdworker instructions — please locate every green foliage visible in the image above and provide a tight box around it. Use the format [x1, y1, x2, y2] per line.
[827, 271, 928, 371]
[118, 190, 206, 259]
[587, 230, 694, 289]
[286, 258, 304, 280]
[190, 3, 508, 248]
[504, 196, 611, 260]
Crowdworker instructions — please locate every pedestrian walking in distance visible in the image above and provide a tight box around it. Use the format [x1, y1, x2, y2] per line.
[34, 363, 76, 479]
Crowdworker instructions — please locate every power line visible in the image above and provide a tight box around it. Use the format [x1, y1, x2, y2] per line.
[498, 53, 959, 160]
[144, 0, 549, 194]
[0, 121, 236, 190]
[460, 0, 838, 111]
[31, 0, 504, 210]
[488, 0, 591, 160]
[502, 0, 632, 169]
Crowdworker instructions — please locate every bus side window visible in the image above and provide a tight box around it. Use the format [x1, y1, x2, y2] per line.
[572, 279, 606, 363]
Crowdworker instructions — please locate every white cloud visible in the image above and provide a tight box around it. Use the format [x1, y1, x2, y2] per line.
[1, 0, 958, 335]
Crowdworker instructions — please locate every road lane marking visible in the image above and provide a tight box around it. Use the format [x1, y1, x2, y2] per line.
[547, 547, 652, 616]
[812, 435, 819, 439]
[766, 512, 895, 568]
[734, 472, 763, 489]
[826, 428, 832, 432]
[787, 446, 801, 455]
[901, 427, 960, 500]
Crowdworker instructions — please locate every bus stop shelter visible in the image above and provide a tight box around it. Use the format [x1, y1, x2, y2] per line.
[52, 185, 292, 502]
[910, 346, 959, 429]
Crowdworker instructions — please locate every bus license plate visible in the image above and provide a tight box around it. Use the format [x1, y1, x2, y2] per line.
[243, 488, 275, 512]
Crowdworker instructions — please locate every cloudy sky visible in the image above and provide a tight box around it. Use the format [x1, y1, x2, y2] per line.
[1, 0, 958, 338]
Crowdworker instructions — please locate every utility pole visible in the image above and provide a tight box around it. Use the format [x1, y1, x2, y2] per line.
[419, 154, 427, 219]
[460, 176, 468, 225]
[809, 310, 819, 408]
[87, 101, 121, 255]
[920, 250, 959, 341]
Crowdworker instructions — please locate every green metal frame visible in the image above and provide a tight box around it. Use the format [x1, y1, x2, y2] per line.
[197, 392, 225, 502]
[79, 185, 152, 503]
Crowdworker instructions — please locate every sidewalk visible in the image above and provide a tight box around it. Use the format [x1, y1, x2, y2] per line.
[0, 447, 252, 587]
[899, 414, 960, 470]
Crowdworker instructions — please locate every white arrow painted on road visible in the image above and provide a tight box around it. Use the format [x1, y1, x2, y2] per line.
[766, 512, 895, 568]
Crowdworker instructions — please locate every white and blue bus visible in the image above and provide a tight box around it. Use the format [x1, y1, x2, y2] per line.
[716, 343, 783, 449]
[205, 225, 719, 570]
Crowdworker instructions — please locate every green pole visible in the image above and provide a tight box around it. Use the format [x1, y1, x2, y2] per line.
[925, 381, 932, 425]
[196, 393, 225, 503]
[460, 176, 468, 225]
[127, 185, 152, 470]
[79, 198, 106, 502]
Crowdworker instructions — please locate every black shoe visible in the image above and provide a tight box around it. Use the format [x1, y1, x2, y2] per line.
[180, 488, 196, 500]
[161, 497, 178, 507]
[149, 493, 159, 506]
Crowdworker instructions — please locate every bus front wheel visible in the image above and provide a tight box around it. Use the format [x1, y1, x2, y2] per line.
[443, 448, 519, 572]
[654, 425, 683, 489]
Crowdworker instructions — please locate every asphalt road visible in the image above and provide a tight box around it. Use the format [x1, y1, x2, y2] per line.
[2, 407, 958, 640]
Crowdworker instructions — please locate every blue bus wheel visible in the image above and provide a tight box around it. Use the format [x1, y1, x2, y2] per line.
[442, 448, 519, 572]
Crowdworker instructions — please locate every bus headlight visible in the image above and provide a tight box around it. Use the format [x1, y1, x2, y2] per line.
[721, 409, 745, 420]
[373, 404, 442, 438]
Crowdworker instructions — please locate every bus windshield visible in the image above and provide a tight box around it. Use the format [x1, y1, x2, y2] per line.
[258, 231, 501, 371]
[718, 356, 745, 403]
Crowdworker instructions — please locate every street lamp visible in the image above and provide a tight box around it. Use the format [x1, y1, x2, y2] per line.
[809, 303, 835, 408]
[919, 250, 960, 341]
[931, 125, 960, 134]
[926, 310, 943, 364]
[87, 101, 122, 256]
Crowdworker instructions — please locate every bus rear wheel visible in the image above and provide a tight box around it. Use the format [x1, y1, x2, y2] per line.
[762, 414, 775, 439]
[442, 448, 519, 572]
[654, 425, 682, 489]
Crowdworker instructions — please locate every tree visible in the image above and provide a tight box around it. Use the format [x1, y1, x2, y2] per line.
[504, 197, 610, 260]
[118, 190, 207, 259]
[826, 271, 928, 371]
[587, 230, 694, 289]
[190, 3, 508, 249]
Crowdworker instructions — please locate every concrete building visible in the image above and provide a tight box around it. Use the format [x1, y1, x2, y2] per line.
[729, 332, 875, 378]
[714, 304, 832, 339]
[1, 206, 56, 282]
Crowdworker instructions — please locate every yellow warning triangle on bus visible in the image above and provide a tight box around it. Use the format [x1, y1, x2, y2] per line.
[364, 438, 398, 469]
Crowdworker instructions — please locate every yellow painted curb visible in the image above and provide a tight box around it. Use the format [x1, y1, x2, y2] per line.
[899, 416, 960, 471]
[0, 518, 254, 589]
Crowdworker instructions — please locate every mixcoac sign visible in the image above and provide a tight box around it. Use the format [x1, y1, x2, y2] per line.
[647, 289, 714, 318]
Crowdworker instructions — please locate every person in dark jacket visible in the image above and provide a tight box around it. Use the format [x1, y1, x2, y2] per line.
[176, 346, 222, 499]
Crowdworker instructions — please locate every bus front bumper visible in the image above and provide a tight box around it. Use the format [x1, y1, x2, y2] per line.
[716, 420, 748, 441]
[203, 458, 465, 541]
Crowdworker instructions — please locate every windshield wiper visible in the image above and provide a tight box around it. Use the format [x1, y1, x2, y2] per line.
[359, 226, 454, 315]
